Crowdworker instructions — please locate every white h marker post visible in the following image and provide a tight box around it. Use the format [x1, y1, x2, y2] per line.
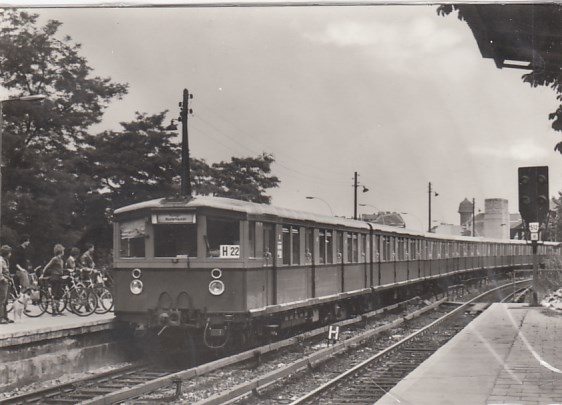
[328, 325, 340, 346]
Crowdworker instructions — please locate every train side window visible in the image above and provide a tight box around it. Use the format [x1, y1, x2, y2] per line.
[360, 234, 367, 262]
[119, 219, 146, 258]
[305, 228, 314, 264]
[263, 223, 275, 265]
[326, 230, 333, 264]
[396, 238, 401, 261]
[292, 227, 300, 265]
[206, 217, 240, 258]
[336, 231, 344, 262]
[154, 224, 197, 258]
[282, 226, 290, 265]
[319, 230, 326, 264]
[347, 233, 358, 263]
[249, 221, 257, 258]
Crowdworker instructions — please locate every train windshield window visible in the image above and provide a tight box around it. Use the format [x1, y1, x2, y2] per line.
[154, 224, 197, 257]
[206, 217, 240, 258]
[119, 219, 146, 258]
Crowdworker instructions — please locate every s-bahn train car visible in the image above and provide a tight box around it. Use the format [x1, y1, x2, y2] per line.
[112, 196, 560, 349]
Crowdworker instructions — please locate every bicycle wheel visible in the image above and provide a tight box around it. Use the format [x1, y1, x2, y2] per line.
[94, 286, 113, 314]
[6, 291, 16, 313]
[32, 288, 53, 314]
[26, 288, 49, 317]
[69, 287, 98, 316]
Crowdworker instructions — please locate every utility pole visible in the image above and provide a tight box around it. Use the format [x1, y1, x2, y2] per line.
[428, 182, 438, 232]
[352, 172, 369, 220]
[179, 89, 193, 197]
[472, 197, 476, 237]
[354, 171, 358, 220]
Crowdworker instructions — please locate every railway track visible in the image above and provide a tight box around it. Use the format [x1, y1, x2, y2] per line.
[3, 279, 529, 405]
[1, 363, 175, 405]
[233, 281, 530, 405]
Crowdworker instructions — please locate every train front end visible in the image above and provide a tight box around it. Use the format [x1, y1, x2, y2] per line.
[112, 197, 250, 349]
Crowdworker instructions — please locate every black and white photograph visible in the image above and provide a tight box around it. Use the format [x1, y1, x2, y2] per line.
[1, 1, 562, 404]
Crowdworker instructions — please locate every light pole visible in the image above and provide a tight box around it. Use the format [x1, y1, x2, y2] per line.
[306, 196, 334, 216]
[0, 94, 46, 240]
[353, 171, 369, 220]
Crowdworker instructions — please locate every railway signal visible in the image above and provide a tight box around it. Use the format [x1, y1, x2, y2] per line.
[518, 165, 549, 306]
[518, 166, 549, 228]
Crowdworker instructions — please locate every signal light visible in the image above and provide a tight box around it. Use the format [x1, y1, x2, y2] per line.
[518, 166, 549, 225]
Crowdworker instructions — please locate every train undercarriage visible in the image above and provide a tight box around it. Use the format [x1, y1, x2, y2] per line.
[129, 265, 521, 365]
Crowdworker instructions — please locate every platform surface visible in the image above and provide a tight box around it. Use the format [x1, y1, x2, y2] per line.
[376, 303, 562, 405]
[0, 311, 115, 347]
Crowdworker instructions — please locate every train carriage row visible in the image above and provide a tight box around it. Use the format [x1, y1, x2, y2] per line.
[112, 196, 560, 347]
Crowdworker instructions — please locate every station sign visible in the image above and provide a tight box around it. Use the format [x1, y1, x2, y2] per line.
[152, 212, 196, 224]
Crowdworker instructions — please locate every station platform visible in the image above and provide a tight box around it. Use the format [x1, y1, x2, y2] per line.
[1, 312, 121, 392]
[0, 311, 115, 347]
[376, 303, 562, 405]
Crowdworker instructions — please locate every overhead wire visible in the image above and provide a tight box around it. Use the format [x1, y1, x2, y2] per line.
[194, 98, 351, 182]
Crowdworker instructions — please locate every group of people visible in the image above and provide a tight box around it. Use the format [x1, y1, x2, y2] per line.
[0, 234, 97, 323]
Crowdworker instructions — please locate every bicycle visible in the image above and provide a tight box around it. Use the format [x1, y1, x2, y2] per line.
[7, 273, 47, 318]
[38, 274, 98, 317]
[81, 268, 113, 314]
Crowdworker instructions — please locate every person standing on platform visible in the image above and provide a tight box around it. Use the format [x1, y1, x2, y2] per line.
[80, 243, 95, 282]
[10, 234, 31, 293]
[41, 244, 65, 316]
[0, 245, 13, 324]
[66, 247, 81, 273]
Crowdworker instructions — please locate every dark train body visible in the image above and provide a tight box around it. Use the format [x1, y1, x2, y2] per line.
[112, 196, 560, 349]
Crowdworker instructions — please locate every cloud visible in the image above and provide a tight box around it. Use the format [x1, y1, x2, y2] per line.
[303, 16, 474, 78]
[304, 17, 463, 52]
[469, 142, 550, 161]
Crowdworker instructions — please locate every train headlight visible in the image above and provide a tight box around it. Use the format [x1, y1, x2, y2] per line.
[130, 279, 144, 295]
[211, 268, 222, 279]
[208, 280, 225, 296]
[132, 268, 142, 279]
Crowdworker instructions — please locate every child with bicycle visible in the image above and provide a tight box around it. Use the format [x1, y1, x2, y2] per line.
[40, 244, 65, 316]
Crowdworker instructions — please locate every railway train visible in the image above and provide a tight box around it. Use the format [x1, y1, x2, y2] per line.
[112, 195, 560, 350]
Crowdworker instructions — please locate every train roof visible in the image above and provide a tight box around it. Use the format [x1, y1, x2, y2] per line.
[114, 196, 548, 246]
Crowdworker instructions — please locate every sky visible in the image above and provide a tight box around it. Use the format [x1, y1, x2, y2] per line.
[12, 4, 562, 231]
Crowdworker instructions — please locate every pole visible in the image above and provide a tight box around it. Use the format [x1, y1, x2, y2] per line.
[0, 101, 3, 241]
[428, 182, 432, 232]
[532, 240, 538, 305]
[353, 171, 358, 220]
[472, 197, 475, 237]
[180, 89, 192, 197]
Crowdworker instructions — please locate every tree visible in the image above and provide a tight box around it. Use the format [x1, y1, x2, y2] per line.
[77, 113, 280, 250]
[547, 192, 562, 242]
[0, 10, 127, 260]
[210, 153, 280, 204]
[438, 5, 562, 153]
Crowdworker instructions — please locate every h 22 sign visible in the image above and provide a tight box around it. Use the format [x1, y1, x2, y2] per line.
[220, 245, 240, 258]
